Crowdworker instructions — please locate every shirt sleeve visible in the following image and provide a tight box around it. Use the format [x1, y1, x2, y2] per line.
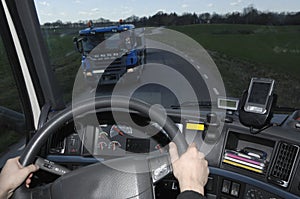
[177, 190, 205, 199]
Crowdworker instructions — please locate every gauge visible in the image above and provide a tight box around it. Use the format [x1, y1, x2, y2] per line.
[109, 124, 133, 138]
[98, 141, 107, 150]
[109, 141, 121, 151]
[98, 131, 108, 139]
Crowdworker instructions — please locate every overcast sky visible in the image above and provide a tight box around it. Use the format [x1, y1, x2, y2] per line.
[34, 0, 300, 24]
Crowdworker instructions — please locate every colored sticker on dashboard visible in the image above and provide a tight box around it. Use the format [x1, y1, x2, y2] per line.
[186, 123, 204, 131]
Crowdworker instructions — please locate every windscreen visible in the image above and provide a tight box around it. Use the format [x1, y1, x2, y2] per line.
[33, 0, 300, 110]
[82, 32, 118, 52]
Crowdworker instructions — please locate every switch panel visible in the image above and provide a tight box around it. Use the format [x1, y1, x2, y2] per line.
[244, 184, 282, 199]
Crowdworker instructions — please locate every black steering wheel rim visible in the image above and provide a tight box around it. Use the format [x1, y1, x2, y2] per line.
[14, 96, 188, 198]
[20, 96, 188, 166]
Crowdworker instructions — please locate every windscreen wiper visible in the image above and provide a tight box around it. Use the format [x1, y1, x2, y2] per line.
[170, 101, 213, 109]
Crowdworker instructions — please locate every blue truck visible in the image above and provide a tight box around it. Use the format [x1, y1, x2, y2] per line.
[73, 22, 146, 85]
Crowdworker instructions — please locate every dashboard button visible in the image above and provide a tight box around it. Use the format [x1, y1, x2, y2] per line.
[230, 182, 240, 197]
[222, 179, 231, 194]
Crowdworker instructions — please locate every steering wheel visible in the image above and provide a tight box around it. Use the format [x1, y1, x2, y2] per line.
[13, 96, 188, 199]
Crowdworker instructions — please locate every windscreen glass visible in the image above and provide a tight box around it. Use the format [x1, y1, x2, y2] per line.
[33, 0, 300, 110]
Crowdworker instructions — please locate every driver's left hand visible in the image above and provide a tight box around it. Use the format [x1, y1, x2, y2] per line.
[0, 157, 39, 199]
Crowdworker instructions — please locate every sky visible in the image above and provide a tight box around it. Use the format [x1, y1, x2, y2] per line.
[34, 0, 300, 24]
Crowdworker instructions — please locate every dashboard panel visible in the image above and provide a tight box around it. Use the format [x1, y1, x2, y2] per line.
[47, 113, 173, 159]
[43, 109, 300, 199]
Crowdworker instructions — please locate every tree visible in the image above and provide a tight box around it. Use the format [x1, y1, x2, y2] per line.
[199, 13, 211, 24]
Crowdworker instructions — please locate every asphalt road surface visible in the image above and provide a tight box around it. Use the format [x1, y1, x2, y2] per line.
[0, 34, 223, 164]
[96, 48, 212, 108]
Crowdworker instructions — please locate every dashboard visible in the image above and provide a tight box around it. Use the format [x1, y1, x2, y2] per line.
[39, 109, 300, 199]
[1, 1, 299, 198]
[48, 122, 171, 158]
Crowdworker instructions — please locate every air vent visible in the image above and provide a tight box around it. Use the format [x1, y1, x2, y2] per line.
[268, 142, 299, 187]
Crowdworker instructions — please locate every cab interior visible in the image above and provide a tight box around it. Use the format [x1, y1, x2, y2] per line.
[0, 0, 300, 199]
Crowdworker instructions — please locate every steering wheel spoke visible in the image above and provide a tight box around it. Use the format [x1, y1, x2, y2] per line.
[13, 96, 187, 199]
[148, 154, 173, 184]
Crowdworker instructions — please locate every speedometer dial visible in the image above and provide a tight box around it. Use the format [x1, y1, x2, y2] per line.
[109, 124, 133, 138]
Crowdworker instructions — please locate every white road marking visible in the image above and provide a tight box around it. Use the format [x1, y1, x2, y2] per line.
[203, 74, 208, 79]
[213, 88, 220, 95]
[190, 59, 194, 63]
[196, 65, 201, 69]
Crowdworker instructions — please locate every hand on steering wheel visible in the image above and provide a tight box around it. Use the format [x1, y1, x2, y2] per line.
[169, 142, 209, 196]
[13, 96, 188, 199]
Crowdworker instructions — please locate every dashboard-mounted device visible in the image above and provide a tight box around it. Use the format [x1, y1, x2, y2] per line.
[217, 97, 239, 111]
[244, 78, 275, 114]
[239, 78, 276, 130]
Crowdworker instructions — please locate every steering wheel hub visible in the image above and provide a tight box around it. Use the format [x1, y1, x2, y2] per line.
[13, 96, 188, 199]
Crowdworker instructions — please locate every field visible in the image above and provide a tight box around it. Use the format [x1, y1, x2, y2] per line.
[172, 24, 300, 107]
[0, 39, 23, 154]
[0, 24, 300, 153]
[44, 24, 300, 108]
[171, 24, 300, 74]
[42, 28, 81, 103]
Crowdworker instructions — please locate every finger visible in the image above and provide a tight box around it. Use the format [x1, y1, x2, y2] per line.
[187, 143, 199, 155]
[26, 178, 31, 186]
[15, 157, 24, 168]
[204, 159, 208, 167]
[12, 156, 20, 162]
[28, 173, 33, 179]
[169, 142, 179, 163]
[198, 152, 205, 159]
[189, 143, 197, 148]
[22, 164, 39, 176]
[6, 156, 20, 166]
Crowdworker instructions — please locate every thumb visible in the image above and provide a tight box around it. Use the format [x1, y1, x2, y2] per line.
[21, 164, 39, 176]
[169, 142, 179, 163]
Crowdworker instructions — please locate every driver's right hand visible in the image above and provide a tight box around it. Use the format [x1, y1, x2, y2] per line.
[169, 142, 209, 196]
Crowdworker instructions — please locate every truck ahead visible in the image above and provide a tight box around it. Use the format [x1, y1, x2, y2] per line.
[74, 22, 146, 85]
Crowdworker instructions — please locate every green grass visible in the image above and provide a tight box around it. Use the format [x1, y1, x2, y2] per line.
[1, 24, 300, 154]
[41, 28, 82, 103]
[0, 41, 22, 112]
[0, 130, 23, 155]
[0, 39, 24, 154]
[171, 24, 300, 108]
[171, 24, 300, 77]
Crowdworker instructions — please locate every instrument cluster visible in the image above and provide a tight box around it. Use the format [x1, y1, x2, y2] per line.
[91, 123, 165, 156]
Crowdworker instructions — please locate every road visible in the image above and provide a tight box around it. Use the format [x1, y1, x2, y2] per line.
[96, 48, 212, 108]
[0, 28, 224, 165]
